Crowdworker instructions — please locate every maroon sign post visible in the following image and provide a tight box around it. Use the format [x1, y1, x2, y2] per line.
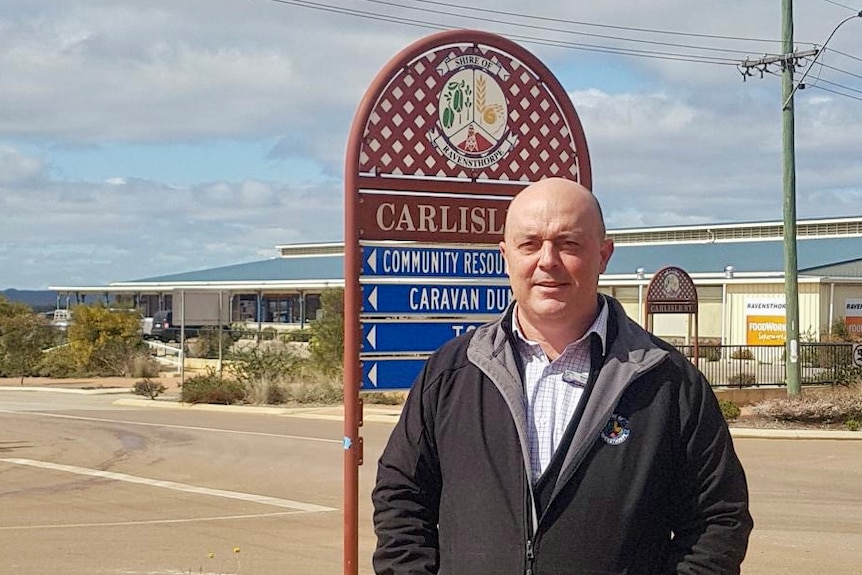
[343, 30, 591, 575]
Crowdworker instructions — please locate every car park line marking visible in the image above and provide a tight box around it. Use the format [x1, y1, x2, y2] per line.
[0, 409, 341, 444]
[0, 458, 337, 513]
[0, 510, 305, 531]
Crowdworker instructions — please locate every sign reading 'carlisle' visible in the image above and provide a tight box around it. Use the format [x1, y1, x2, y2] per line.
[346, 29, 592, 391]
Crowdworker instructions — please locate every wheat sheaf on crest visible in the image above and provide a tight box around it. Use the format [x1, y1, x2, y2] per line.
[475, 74, 505, 131]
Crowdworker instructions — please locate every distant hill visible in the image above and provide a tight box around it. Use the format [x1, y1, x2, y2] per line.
[1, 289, 58, 312]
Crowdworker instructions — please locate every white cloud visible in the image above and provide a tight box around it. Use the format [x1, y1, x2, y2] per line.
[1, 0, 861, 288]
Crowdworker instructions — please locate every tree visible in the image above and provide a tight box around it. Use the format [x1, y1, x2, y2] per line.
[0, 296, 57, 383]
[308, 288, 344, 374]
[67, 305, 145, 376]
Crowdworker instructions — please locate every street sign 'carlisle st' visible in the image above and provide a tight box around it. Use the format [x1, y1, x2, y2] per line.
[362, 246, 507, 279]
[361, 321, 488, 354]
[362, 283, 513, 315]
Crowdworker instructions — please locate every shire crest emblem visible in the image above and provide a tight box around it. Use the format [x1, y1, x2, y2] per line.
[427, 53, 518, 170]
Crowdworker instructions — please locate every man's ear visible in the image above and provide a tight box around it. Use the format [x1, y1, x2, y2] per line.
[599, 239, 614, 274]
[499, 241, 510, 275]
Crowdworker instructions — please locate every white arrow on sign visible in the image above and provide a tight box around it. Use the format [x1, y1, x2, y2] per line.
[365, 325, 377, 350]
[367, 363, 378, 387]
[366, 248, 377, 273]
[367, 286, 378, 311]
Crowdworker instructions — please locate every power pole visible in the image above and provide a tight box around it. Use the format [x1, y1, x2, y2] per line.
[739, 6, 861, 395]
[739, 15, 817, 396]
[781, 0, 801, 396]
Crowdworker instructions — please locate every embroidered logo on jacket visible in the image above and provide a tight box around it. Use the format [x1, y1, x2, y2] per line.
[600, 414, 631, 445]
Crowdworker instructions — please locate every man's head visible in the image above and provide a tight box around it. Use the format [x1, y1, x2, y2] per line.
[499, 177, 614, 342]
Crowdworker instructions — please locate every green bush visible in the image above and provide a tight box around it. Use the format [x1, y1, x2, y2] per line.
[37, 345, 85, 378]
[308, 289, 344, 375]
[728, 372, 756, 387]
[181, 369, 246, 405]
[718, 399, 741, 421]
[845, 418, 860, 432]
[132, 378, 167, 399]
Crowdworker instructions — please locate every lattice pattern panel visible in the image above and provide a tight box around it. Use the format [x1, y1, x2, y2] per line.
[646, 267, 698, 303]
[359, 43, 584, 183]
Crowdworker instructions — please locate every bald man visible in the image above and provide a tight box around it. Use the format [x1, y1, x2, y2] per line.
[373, 178, 752, 575]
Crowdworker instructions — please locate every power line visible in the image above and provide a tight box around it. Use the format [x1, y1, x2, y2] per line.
[404, 0, 785, 44]
[263, 0, 758, 66]
[818, 61, 862, 80]
[828, 47, 862, 64]
[810, 83, 862, 101]
[357, 0, 767, 57]
[820, 0, 860, 12]
[814, 76, 862, 95]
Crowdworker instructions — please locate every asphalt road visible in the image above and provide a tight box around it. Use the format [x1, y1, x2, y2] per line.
[0, 391, 860, 575]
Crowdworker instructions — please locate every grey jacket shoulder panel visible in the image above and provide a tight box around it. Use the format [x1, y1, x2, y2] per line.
[467, 316, 532, 476]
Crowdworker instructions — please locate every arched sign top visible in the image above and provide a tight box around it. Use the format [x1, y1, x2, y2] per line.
[645, 266, 698, 315]
[348, 29, 591, 187]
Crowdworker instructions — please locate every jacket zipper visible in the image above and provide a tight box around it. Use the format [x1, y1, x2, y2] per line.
[525, 538, 535, 575]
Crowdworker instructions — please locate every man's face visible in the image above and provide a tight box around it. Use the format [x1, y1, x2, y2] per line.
[499, 183, 613, 333]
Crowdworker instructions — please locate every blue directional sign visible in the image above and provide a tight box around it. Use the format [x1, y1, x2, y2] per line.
[362, 321, 487, 354]
[361, 358, 427, 390]
[362, 283, 512, 315]
[362, 246, 507, 278]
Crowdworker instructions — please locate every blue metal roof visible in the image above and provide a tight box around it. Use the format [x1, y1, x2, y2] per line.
[606, 237, 862, 275]
[123, 235, 862, 285]
[128, 256, 343, 283]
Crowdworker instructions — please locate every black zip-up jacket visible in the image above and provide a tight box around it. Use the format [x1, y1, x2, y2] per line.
[373, 298, 752, 575]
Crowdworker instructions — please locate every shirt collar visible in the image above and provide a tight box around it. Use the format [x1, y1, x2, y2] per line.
[511, 295, 608, 355]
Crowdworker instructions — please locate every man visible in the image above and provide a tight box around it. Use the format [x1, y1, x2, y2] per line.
[372, 178, 752, 575]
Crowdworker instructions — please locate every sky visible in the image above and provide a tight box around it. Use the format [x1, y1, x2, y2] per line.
[1, 0, 861, 290]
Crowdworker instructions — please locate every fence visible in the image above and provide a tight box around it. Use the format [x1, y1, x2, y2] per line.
[674, 343, 855, 387]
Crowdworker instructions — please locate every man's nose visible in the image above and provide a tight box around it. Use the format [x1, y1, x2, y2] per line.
[537, 241, 561, 267]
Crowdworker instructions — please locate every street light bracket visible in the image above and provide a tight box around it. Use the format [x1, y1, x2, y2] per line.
[782, 11, 862, 110]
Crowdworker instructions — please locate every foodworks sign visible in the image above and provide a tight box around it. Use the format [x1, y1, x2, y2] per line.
[845, 298, 862, 337]
[746, 297, 786, 345]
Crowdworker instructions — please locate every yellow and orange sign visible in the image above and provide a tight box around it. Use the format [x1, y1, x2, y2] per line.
[746, 297, 785, 345]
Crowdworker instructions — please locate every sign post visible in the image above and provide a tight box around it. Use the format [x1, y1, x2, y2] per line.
[343, 29, 592, 575]
[644, 266, 699, 362]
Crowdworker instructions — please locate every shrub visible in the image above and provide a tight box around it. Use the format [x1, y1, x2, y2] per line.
[845, 418, 860, 432]
[728, 372, 756, 387]
[363, 392, 406, 405]
[279, 366, 343, 404]
[730, 348, 754, 360]
[67, 305, 145, 375]
[189, 327, 234, 359]
[181, 369, 246, 405]
[718, 399, 741, 421]
[751, 391, 862, 423]
[281, 330, 312, 343]
[37, 345, 85, 378]
[130, 354, 160, 378]
[701, 346, 722, 362]
[132, 378, 167, 399]
[308, 289, 344, 375]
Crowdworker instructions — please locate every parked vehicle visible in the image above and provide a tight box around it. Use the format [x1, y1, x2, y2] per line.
[150, 311, 179, 342]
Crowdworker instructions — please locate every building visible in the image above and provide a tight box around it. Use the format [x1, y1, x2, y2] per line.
[50, 216, 862, 344]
